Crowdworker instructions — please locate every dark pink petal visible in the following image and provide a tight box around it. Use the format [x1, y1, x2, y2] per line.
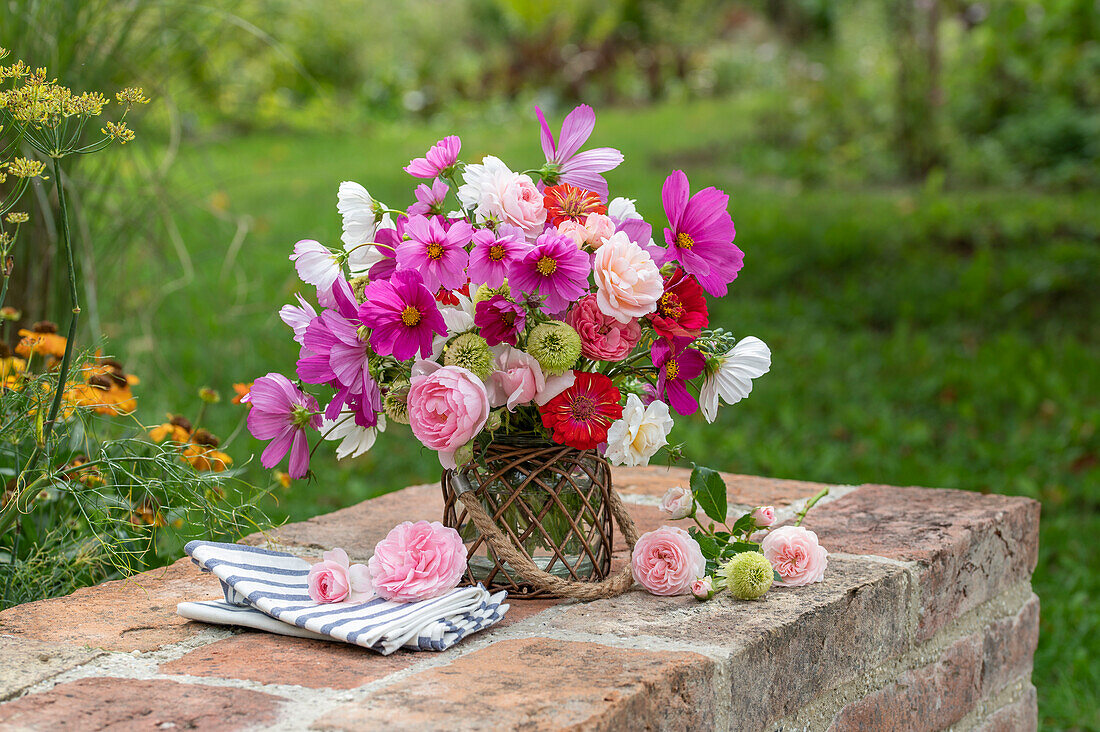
[666, 380, 698, 416]
[287, 429, 311, 478]
[261, 426, 295, 468]
[535, 106, 556, 160]
[248, 409, 289, 440]
[662, 170, 690, 230]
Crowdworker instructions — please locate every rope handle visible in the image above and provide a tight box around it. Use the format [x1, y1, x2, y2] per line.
[453, 475, 641, 600]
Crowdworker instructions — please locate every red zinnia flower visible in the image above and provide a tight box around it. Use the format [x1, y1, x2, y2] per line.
[435, 281, 471, 306]
[647, 268, 709, 340]
[539, 371, 624, 450]
[543, 184, 607, 227]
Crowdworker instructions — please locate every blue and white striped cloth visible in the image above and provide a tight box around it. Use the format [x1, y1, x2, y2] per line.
[176, 541, 508, 654]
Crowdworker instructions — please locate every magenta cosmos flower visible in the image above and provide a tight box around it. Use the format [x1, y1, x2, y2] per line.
[509, 229, 591, 313]
[467, 224, 528, 288]
[536, 104, 623, 201]
[395, 214, 473, 292]
[474, 294, 526, 346]
[404, 135, 461, 178]
[407, 178, 449, 216]
[358, 269, 447, 361]
[246, 372, 322, 478]
[660, 170, 743, 297]
[651, 338, 706, 416]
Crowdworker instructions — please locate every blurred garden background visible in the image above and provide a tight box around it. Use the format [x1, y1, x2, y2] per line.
[2, 0, 1097, 727]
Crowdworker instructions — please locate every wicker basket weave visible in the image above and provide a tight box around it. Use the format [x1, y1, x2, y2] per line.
[441, 438, 618, 599]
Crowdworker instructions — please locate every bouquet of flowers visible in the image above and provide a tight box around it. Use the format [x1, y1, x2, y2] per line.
[247, 104, 772, 478]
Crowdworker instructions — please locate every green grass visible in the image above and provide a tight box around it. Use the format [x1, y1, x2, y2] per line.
[102, 97, 1098, 730]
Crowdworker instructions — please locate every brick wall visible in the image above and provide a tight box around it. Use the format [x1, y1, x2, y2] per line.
[0, 467, 1039, 731]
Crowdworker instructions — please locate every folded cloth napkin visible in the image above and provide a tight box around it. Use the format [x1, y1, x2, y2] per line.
[176, 540, 508, 654]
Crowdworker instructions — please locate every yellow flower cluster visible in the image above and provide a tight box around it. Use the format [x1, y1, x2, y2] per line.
[4, 157, 45, 179]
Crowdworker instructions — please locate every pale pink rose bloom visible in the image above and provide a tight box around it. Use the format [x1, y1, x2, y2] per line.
[565, 293, 641, 362]
[556, 219, 588, 247]
[407, 362, 490, 468]
[307, 548, 372, 604]
[368, 521, 468, 602]
[537, 370, 576, 406]
[761, 525, 829, 587]
[631, 526, 706, 596]
[752, 506, 776, 527]
[691, 576, 713, 600]
[592, 231, 663, 324]
[486, 346, 545, 411]
[658, 484, 694, 520]
[498, 176, 547, 239]
[581, 213, 616, 249]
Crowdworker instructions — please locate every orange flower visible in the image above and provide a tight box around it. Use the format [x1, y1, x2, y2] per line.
[231, 382, 252, 405]
[274, 471, 291, 489]
[16, 321, 66, 359]
[150, 414, 193, 444]
[63, 455, 106, 488]
[181, 429, 233, 472]
[130, 497, 167, 527]
[0, 343, 25, 383]
[69, 358, 138, 415]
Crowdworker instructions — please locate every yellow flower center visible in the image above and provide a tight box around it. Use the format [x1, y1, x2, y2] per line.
[666, 358, 679, 380]
[427, 243, 445, 260]
[489, 244, 506, 261]
[658, 292, 683, 319]
[400, 305, 422, 327]
[675, 232, 695, 250]
[536, 255, 558, 276]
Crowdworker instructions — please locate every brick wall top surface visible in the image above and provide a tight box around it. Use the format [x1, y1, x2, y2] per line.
[0, 468, 1040, 731]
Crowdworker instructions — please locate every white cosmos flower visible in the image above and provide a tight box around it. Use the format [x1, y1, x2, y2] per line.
[430, 292, 477, 360]
[457, 156, 514, 222]
[337, 181, 386, 276]
[700, 336, 771, 424]
[278, 293, 317, 346]
[290, 239, 341, 290]
[323, 411, 387, 460]
[604, 395, 674, 467]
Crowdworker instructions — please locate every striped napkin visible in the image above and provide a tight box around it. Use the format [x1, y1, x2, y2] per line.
[176, 541, 508, 654]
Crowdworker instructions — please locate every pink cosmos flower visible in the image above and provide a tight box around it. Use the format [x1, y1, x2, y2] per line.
[467, 225, 528, 288]
[407, 361, 490, 468]
[358, 269, 447, 361]
[761, 525, 828, 587]
[660, 170, 743, 297]
[658, 484, 695, 520]
[592, 231, 663, 323]
[407, 178, 449, 216]
[396, 214, 473, 292]
[307, 548, 372, 604]
[651, 338, 707, 416]
[752, 506, 776, 528]
[404, 135, 461, 178]
[565, 293, 641, 362]
[474, 295, 526, 347]
[509, 229, 591, 313]
[368, 521, 468, 602]
[630, 526, 706, 596]
[246, 372, 322, 478]
[536, 104, 624, 201]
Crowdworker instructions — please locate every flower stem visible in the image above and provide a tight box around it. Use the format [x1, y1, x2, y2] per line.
[795, 487, 830, 526]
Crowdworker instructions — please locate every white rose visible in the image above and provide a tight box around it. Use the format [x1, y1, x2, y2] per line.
[604, 394, 674, 468]
[658, 484, 695, 520]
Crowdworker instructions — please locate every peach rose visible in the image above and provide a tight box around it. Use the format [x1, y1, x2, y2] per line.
[592, 231, 663, 323]
[557, 213, 616, 249]
[631, 526, 706, 596]
[761, 526, 828, 587]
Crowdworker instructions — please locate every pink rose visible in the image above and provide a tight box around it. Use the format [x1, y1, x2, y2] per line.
[566, 294, 641, 362]
[557, 213, 617, 249]
[499, 176, 547, 239]
[752, 506, 776, 527]
[691, 576, 713, 600]
[307, 548, 372, 604]
[368, 520, 468, 602]
[556, 219, 588, 247]
[592, 231, 663, 323]
[658, 484, 695, 520]
[761, 525, 828, 587]
[408, 362, 490, 468]
[486, 346, 544, 410]
[631, 526, 706, 596]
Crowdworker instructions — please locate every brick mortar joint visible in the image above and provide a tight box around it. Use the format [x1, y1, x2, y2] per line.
[774, 580, 1035, 731]
[953, 674, 1037, 732]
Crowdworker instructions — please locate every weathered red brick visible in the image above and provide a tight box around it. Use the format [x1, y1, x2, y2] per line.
[550, 557, 911, 731]
[802, 483, 1040, 640]
[0, 677, 283, 731]
[0, 557, 222, 652]
[0, 636, 100, 701]
[974, 685, 1038, 732]
[830, 635, 983, 732]
[311, 637, 719, 731]
[982, 594, 1040, 696]
[159, 632, 421, 689]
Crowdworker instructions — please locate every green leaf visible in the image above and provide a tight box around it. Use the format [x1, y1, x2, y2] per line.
[730, 512, 756, 535]
[773, 570, 783, 583]
[720, 541, 761, 558]
[690, 465, 727, 524]
[690, 527, 721, 560]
